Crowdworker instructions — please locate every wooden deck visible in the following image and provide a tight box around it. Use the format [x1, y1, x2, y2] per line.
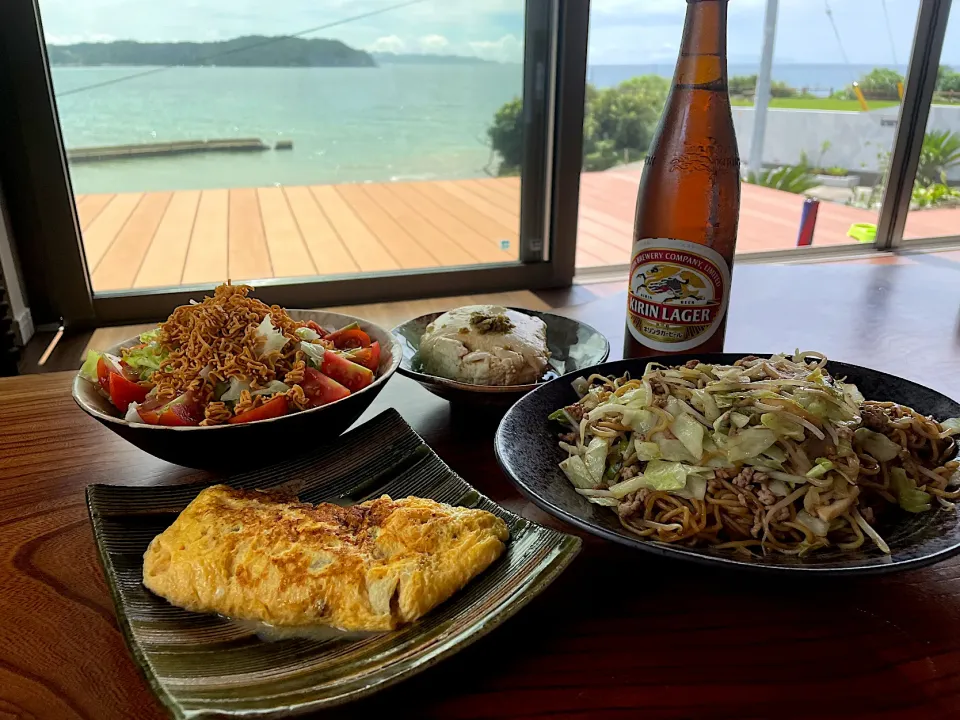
[76, 171, 960, 293]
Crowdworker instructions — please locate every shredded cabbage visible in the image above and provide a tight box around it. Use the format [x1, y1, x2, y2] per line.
[890, 467, 932, 513]
[797, 509, 830, 536]
[256, 314, 288, 357]
[671, 412, 704, 462]
[760, 412, 805, 441]
[639, 460, 689, 492]
[560, 455, 596, 490]
[725, 428, 777, 463]
[635, 441, 661, 461]
[941, 418, 960, 436]
[654, 434, 697, 463]
[252, 381, 290, 396]
[854, 428, 901, 462]
[806, 457, 835, 479]
[583, 437, 609, 486]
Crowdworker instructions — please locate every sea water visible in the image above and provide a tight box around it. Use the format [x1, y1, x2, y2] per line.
[51, 63, 905, 195]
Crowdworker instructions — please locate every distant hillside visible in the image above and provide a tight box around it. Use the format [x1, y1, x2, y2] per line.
[372, 52, 492, 65]
[47, 36, 376, 68]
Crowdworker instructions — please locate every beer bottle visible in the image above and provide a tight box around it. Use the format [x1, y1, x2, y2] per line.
[624, 0, 740, 358]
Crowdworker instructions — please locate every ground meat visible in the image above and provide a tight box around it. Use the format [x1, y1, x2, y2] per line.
[684, 359, 700, 369]
[617, 489, 649, 518]
[730, 466, 768, 489]
[619, 464, 640, 481]
[559, 432, 577, 444]
[756, 484, 777, 506]
[566, 404, 585, 422]
[652, 383, 666, 395]
[714, 468, 736, 481]
[862, 506, 875, 524]
[734, 355, 759, 367]
[860, 404, 890, 432]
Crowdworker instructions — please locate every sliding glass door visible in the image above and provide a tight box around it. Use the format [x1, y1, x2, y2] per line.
[0, 0, 587, 326]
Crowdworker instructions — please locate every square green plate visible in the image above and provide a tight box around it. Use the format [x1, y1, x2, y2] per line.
[87, 408, 580, 719]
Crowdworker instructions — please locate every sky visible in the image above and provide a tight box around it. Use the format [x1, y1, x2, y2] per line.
[38, 0, 960, 66]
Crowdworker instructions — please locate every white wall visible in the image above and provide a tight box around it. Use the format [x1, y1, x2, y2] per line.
[733, 105, 960, 181]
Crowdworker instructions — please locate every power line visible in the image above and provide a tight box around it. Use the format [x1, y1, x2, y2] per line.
[823, 0, 857, 82]
[879, 0, 898, 66]
[56, 0, 430, 98]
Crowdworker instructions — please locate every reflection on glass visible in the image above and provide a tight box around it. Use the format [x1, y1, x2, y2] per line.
[576, 0, 924, 268]
[40, 1, 527, 293]
[903, 7, 960, 242]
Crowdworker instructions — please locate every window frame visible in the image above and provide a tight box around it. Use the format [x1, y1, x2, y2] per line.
[0, 0, 588, 328]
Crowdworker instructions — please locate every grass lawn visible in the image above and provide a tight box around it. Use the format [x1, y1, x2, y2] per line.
[731, 97, 900, 111]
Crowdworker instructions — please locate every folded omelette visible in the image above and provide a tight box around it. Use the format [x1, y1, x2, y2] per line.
[142, 485, 509, 631]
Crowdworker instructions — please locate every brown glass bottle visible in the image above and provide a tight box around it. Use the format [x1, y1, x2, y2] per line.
[624, 0, 740, 358]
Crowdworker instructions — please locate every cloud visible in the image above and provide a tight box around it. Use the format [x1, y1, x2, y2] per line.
[417, 34, 449, 53]
[367, 35, 405, 53]
[468, 34, 522, 63]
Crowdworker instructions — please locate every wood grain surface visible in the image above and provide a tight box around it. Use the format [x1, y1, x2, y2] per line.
[3, 263, 960, 719]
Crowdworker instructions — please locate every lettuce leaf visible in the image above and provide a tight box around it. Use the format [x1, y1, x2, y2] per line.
[139, 327, 161, 343]
[295, 326, 321, 342]
[300, 341, 326, 369]
[123, 340, 166, 380]
[79, 350, 101, 382]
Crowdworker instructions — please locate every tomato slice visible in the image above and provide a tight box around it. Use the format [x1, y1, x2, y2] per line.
[322, 351, 374, 392]
[107, 372, 150, 411]
[344, 341, 380, 372]
[300, 367, 351, 407]
[228, 395, 289, 424]
[304, 320, 328, 338]
[137, 393, 203, 426]
[325, 323, 371, 350]
[136, 397, 166, 425]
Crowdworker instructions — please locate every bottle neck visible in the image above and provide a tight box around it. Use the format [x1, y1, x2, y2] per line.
[673, 0, 729, 89]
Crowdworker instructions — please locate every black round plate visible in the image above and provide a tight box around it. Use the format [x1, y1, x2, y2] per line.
[495, 353, 960, 575]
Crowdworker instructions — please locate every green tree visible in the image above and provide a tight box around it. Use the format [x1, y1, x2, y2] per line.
[855, 68, 905, 100]
[729, 74, 757, 97]
[488, 74, 671, 175]
[590, 75, 670, 159]
[486, 98, 523, 175]
[937, 65, 960, 93]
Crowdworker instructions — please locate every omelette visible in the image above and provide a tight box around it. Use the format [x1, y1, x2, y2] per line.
[142, 485, 509, 631]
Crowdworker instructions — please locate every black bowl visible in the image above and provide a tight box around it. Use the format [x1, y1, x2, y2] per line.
[392, 308, 610, 406]
[72, 310, 401, 470]
[495, 353, 960, 575]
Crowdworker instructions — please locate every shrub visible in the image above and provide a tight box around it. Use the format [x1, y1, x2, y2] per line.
[916, 130, 960, 186]
[745, 165, 818, 194]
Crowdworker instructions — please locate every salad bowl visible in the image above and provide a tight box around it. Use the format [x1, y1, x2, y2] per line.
[72, 310, 401, 470]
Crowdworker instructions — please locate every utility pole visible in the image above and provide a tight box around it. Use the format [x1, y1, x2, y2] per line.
[748, 0, 779, 177]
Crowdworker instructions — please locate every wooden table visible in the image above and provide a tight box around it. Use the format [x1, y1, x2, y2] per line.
[3, 263, 960, 720]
